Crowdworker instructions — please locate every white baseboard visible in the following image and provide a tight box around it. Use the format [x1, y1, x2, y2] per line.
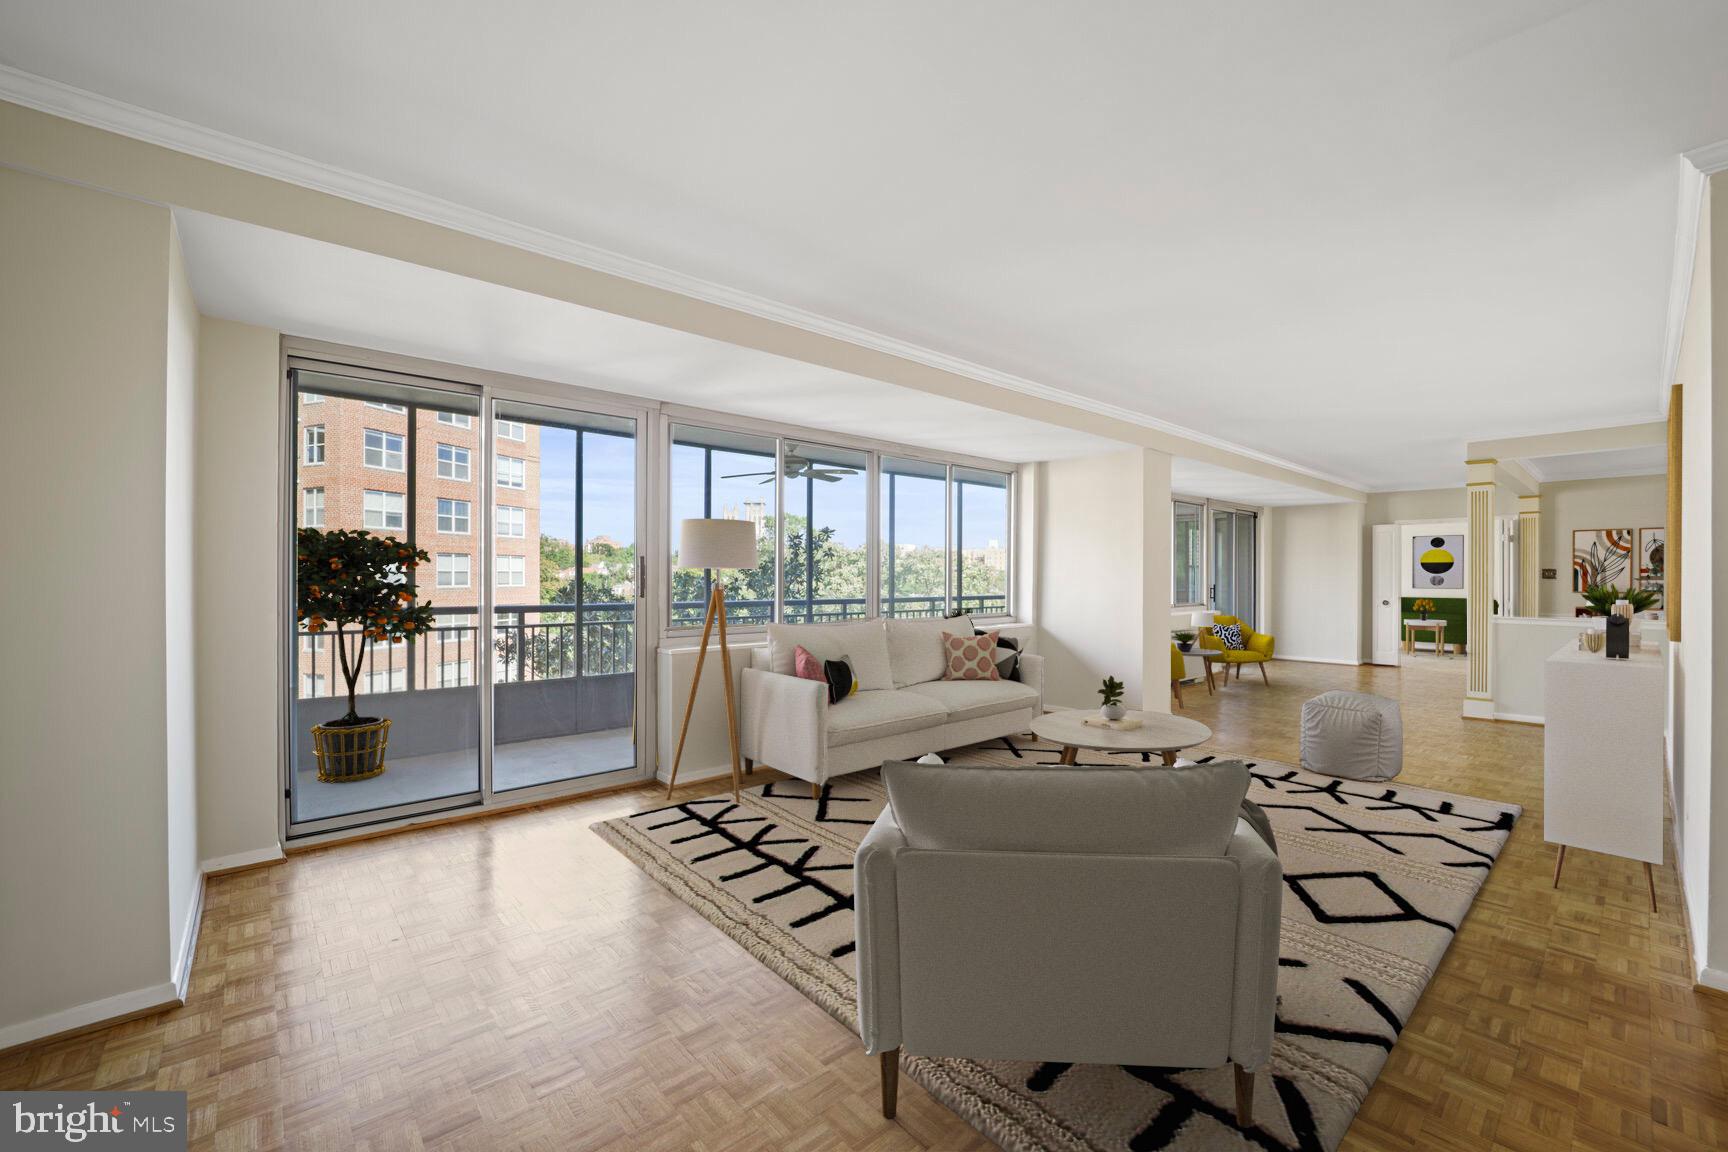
[655, 761, 736, 786]
[172, 872, 204, 1003]
[1461, 697, 1495, 720]
[1492, 712, 1545, 726]
[201, 845, 284, 875]
[1699, 966, 1728, 994]
[1273, 656, 1362, 666]
[0, 980, 182, 1053]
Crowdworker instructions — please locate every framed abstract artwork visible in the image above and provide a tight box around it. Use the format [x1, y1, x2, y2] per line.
[1636, 526, 1666, 592]
[1411, 533, 1464, 589]
[1572, 528, 1634, 592]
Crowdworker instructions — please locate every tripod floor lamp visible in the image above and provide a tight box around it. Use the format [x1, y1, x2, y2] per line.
[666, 518, 758, 800]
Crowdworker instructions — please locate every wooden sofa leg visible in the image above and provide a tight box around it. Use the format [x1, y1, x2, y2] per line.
[744, 757, 753, 775]
[1258, 662, 1270, 685]
[881, 1048, 900, 1119]
[811, 781, 821, 801]
[1233, 1062, 1253, 1126]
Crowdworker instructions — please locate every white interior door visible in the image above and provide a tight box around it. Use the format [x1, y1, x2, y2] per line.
[1371, 523, 1401, 666]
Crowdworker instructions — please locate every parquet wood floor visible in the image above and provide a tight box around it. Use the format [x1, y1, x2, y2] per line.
[4, 657, 1724, 1151]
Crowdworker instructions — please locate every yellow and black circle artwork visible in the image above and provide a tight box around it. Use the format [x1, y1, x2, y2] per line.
[1414, 534, 1463, 589]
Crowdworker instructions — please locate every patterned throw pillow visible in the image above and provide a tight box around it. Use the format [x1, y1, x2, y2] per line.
[985, 630, 1022, 681]
[1213, 622, 1246, 650]
[942, 630, 1001, 680]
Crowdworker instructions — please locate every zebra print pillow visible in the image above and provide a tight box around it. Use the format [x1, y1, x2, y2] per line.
[1213, 622, 1246, 649]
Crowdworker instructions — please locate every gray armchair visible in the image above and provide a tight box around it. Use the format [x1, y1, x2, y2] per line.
[854, 759, 1282, 1124]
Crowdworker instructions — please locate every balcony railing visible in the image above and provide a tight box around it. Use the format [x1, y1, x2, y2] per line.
[668, 593, 1008, 628]
[296, 593, 1009, 699]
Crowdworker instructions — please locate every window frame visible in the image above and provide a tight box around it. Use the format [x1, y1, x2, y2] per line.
[495, 504, 526, 538]
[302, 424, 325, 465]
[661, 408, 1017, 637]
[436, 442, 471, 481]
[495, 454, 526, 489]
[495, 553, 526, 589]
[436, 496, 471, 535]
[1171, 492, 1262, 624]
[362, 488, 406, 531]
[435, 551, 472, 589]
[436, 411, 472, 428]
[496, 418, 527, 442]
[363, 428, 405, 472]
[302, 486, 325, 528]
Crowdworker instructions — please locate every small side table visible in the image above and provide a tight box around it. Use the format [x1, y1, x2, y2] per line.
[1403, 619, 1447, 657]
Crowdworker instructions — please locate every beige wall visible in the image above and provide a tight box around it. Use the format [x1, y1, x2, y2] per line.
[1366, 487, 1466, 524]
[195, 319, 284, 867]
[1538, 475, 1668, 616]
[0, 167, 187, 1042]
[1035, 449, 1174, 712]
[1262, 503, 1364, 664]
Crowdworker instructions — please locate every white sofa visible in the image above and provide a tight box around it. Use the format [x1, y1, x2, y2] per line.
[739, 616, 1044, 794]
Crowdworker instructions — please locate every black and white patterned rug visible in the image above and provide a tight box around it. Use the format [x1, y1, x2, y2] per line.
[594, 740, 1520, 1151]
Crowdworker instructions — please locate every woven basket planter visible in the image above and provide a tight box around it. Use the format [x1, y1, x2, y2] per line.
[311, 717, 391, 783]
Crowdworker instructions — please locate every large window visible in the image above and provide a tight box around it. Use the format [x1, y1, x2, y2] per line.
[496, 505, 525, 538]
[669, 425, 776, 626]
[781, 442, 869, 623]
[496, 455, 526, 489]
[880, 456, 948, 618]
[666, 429, 1014, 628]
[951, 467, 1010, 618]
[1173, 500, 1204, 605]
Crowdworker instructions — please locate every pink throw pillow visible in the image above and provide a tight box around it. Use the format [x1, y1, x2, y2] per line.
[942, 630, 1001, 681]
[793, 644, 827, 685]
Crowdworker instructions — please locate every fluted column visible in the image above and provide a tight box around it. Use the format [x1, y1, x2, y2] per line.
[1518, 494, 1542, 617]
[1464, 461, 1496, 718]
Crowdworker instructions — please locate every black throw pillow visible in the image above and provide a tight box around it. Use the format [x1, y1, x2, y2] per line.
[982, 630, 1021, 681]
[821, 657, 856, 705]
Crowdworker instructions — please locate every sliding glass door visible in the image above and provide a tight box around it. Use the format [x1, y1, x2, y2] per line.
[491, 400, 639, 792]
[1210, 507, 1258, 627]
[286, 362, 644, 838]
[289, 369, 483, 832]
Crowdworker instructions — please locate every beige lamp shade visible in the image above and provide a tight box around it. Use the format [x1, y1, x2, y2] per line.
[678, 518, 758, 570]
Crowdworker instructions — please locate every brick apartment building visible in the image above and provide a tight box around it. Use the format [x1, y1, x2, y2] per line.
[294, 391, 540, 698]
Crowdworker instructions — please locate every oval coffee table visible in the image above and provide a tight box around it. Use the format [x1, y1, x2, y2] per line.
[1030, 708, 1212, 767]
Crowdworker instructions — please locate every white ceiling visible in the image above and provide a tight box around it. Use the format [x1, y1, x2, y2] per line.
[5, 2, 1727, 489]
[1520, 443, 1668, 483]
[1171, 458, 1352, 509]
[173, 210, 1121, 464]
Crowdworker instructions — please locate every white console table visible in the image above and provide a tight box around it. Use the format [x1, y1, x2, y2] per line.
[1543, 642, 1663, 910]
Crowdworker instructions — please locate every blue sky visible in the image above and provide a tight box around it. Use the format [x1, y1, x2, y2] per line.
[536, 432, 1006, 552]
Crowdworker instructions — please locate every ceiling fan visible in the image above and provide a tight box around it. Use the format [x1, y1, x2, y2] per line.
[722, 448, 859, 485]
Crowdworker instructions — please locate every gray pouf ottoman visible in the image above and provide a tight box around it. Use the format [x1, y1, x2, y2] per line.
[1300, 691, 1402, 781]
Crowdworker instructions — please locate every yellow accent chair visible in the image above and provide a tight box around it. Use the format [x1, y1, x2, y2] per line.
[1170, 643, 1187, 709]
[1199, 615, 1276, 685]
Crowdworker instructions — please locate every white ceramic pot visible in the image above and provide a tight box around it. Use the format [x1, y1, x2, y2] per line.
[1100, 703, 1126, 721]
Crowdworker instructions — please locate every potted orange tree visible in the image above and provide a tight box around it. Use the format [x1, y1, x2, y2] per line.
[297, 527, 436, 782]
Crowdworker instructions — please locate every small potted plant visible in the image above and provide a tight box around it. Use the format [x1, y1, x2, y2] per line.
[1412, 597, 1436, 620]
[298, 527, 436, 782]
[1173, 629, 1196, 653]
[1581, 583, 1660, 616]
[1098, 675, 1127, 721]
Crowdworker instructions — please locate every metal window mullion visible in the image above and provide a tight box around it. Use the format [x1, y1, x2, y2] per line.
[478, 397, 495, 804]
[943, 464, 954, 616]
[865, 453, 881, 620]
[773, 437, 785, 624]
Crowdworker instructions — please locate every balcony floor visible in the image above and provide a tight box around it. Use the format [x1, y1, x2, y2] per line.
[291, 728, 636, 824]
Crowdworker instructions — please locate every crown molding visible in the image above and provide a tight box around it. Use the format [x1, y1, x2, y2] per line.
[1659, 138, 1728, 411]
[1684, 138, 1728, 176]
[0, 64, 1365, 495]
